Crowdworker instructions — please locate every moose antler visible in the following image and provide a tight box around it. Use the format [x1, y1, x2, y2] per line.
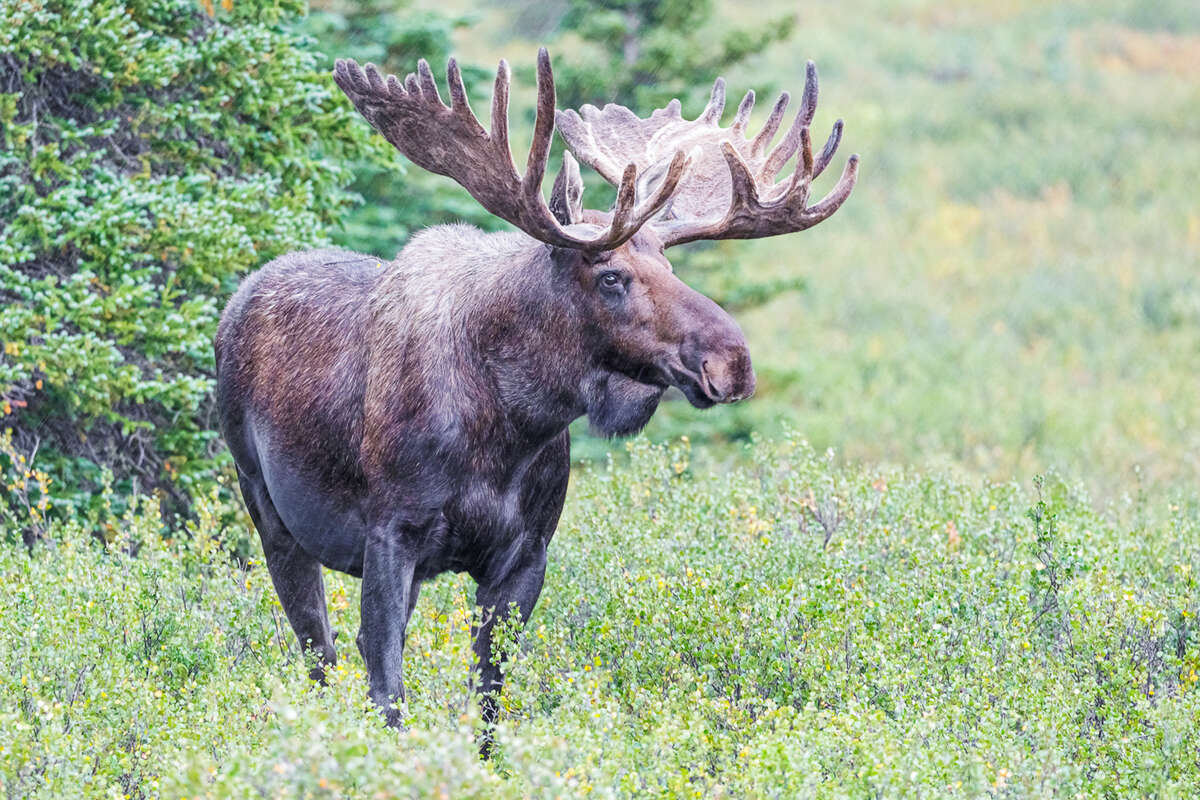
[333, 48, 690, 252]
[556, 62, 859, 248]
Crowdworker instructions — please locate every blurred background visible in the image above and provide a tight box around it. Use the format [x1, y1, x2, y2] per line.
[305, 0, 1200, 499]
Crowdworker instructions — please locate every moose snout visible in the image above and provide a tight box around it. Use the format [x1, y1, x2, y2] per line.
[666, 284, 756, 407]
[680, 330, 755, 405]
[700, 348, 756, 403]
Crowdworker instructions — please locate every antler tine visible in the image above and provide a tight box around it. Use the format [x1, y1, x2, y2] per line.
[732, 91, 755, 134]
[797, 61, 819, 129]
[750, 92, 790, 157]
[699, 78, 726, 125]
[761, 117, 801, 182]
[640, 149, 690, 218]
[798, 127, 815, 199]
[813, 119, 843, 178]
[490, 58, 515, 177]
[445, 58, 470, 112]
[761, 62, 820, 182]
[416, 59, 444, 106]
[721, 142, 761, 212]
[385, 73, 405, 99]
[365, 62, 386, 94]
[805, 154, 860, 221]
[522, 48, 556, 201]
[775, 126, 815, 208]
[549, 151, 583, 224]
[605, 164, 641, 241]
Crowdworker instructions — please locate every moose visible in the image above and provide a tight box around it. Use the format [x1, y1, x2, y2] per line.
[215, 48, 857, 735]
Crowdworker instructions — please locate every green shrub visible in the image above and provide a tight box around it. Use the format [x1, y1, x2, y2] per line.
[0, 0, 380, 515]
[2, 436, 1196, 797]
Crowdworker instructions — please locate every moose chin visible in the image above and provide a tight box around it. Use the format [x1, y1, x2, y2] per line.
[214, 47, 857, 745]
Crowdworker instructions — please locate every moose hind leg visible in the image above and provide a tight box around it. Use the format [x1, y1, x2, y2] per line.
[237, 469, 337, 682]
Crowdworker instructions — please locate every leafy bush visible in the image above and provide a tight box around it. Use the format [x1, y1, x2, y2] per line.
[2, 436, 1196, 797]
[0, 0, 379, 515]
[0, 427, 52, 547]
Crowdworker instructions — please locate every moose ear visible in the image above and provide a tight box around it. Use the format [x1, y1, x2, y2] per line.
[549, 151, 584, 226]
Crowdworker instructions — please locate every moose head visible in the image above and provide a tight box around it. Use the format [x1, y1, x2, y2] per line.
[217, 48, 857, 748]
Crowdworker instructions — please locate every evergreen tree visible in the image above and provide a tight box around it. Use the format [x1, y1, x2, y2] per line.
[0, 0, 379, 517]
[513, 0, 796, 112]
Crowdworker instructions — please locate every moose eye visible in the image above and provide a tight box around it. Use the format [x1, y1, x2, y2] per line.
[598, 271, 625, 292]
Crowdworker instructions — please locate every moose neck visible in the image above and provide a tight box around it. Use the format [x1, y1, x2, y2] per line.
[475, 237, 670, 443]
[367, 229, 592, 469]
[467, 238, 595, 445]
[462, 235, 667, 446]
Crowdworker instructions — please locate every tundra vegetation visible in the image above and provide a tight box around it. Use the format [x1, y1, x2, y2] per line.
[2, 0, 1199, 797]
[2, 438, 1199, 796]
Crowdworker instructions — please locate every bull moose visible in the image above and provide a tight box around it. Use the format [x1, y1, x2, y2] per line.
[215, 48, 857, 734]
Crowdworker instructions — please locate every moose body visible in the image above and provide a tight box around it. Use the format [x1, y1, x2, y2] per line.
[216, 48, 856, 736]
[216, 224, 750, 727]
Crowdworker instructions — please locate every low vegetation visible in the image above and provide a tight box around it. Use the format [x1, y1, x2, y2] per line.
[3, 437, 1196, 797]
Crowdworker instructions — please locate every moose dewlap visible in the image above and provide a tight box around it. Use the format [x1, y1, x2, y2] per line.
[214, 47, 857, 745]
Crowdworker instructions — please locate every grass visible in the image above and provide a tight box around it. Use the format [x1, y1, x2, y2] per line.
[2, 437, 1198, 797]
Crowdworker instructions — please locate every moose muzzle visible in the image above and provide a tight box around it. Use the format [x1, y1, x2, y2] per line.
[674, 301, 756, 408]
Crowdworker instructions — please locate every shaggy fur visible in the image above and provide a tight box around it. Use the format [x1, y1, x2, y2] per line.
[216, 219, 754, 737]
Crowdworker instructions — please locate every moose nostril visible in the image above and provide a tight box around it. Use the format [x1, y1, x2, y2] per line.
[700, 359, 730, 402]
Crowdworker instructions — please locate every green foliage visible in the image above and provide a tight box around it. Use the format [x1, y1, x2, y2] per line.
[297, 0, 499, 256]
[0, 427, 52, 547]
[2, 436, 1197, 797]
[506, 0, 795, 112]
[0, 0, 377, 514]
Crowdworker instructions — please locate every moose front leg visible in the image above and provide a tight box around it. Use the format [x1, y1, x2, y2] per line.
[472, 547, 548, 745]
[359, 526, 418, 728]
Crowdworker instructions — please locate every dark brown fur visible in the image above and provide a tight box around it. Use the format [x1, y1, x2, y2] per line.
[215, 221, 754, 743]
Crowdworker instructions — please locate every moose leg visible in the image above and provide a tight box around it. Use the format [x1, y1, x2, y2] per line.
[359, 527, 417, 728]
[469, 431, 568, 755]
[472, 548, 548, 736]
[237, 470, 336, 682]
[357, 581, 421, 662]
